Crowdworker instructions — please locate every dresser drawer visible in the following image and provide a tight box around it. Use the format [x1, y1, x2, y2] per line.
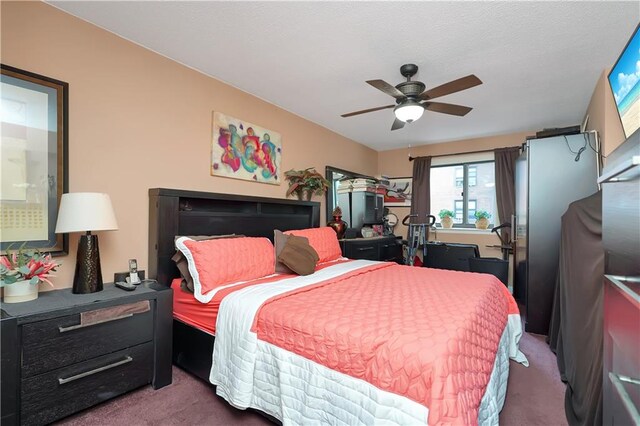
[603, 275, 640, 424]
[345, 242, 378, 260]
[21, 342, 153, 425]
[21, 302, 153, 377]
[379, 240, 401, 262]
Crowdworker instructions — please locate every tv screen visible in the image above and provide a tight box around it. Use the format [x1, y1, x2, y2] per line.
[609, 24, 640, 139]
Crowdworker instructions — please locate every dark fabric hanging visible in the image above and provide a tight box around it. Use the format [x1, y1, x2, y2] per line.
[410, 156, 432, 223]
[548, 190, 603, 426]
[494, 147, 520, 240]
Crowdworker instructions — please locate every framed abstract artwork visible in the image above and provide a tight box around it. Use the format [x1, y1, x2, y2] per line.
[0, 65, 69, 255]
[211, 112, 281, 185]
[384, 177, 412, 207]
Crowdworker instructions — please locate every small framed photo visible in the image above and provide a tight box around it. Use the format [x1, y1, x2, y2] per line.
[384, 177, 412, 207]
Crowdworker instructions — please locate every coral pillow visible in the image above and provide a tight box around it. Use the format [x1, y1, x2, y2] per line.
[172, 234, 244, 293]
[175, 236, 275, 303]
[284, 227, 343, 263]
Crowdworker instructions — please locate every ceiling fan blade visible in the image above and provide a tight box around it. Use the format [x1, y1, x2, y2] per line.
[341, 104, 394, 118]
[366, 79, 406, 99]
[419, 75, 482, 100]
[423, 102, 473, 116]
[391, 118, 405, 131]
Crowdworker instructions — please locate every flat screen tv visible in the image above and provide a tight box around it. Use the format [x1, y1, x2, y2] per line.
[609, 24, 640, 139]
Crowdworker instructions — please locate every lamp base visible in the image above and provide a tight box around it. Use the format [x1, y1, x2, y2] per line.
[73, 233, 103, 294]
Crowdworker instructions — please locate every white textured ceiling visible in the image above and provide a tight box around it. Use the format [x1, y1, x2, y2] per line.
[49, 1, 639, 151]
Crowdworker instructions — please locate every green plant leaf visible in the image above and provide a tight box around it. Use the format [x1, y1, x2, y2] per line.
[4, 275, 17, 284]
[30, 277, 40, 285]
[18, 265, 31, 275]
[438, 209, 454, 219]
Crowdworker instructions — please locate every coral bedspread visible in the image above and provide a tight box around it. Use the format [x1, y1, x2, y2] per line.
[211, 261, 526, 424]
[251, 262, 518, 425]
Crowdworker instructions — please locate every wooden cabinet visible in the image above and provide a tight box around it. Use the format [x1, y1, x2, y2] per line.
[603, 276, 640, 425]
[0, 282, 172, 425]
[341, 236, 402, 263]
[601, 131, 640, 425]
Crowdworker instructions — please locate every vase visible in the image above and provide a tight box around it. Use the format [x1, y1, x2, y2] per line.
[3, 279, 38, 303]
[475, 218, 490, 229]
[441, 217, 453, 228]
[327, 215, 347, 239]
[296, 190, 313, 201]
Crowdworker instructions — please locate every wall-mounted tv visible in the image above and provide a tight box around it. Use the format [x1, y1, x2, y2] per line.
[609, 24, 640, 139]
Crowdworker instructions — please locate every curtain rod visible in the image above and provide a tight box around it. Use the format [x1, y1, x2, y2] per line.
[408, 145, 521, 161]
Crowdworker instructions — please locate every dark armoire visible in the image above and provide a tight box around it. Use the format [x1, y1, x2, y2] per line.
[514, 133, 599, 334]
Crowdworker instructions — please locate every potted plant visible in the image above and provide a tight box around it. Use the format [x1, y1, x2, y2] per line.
[474, 210, 492, 229]
[285, 168, 330, 201]
[438, 209, 455, 228]
[1, 246, 61, 303]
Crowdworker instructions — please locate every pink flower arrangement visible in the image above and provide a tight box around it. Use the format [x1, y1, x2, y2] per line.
[0, 247, 61, 287]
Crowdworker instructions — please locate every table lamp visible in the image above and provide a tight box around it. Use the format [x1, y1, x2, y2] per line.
[55, 193, 118, 294]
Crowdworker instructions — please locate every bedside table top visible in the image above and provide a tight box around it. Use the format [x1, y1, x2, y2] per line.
[1, 283, 157, 322]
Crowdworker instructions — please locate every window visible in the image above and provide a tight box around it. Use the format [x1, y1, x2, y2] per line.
[468, 166, 477, 187]
[454, 167, 464, 188]
[431, 161, 496, 227]
[453, 200, 477, 222]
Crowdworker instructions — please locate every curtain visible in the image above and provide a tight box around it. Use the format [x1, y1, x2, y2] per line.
[494, 147, 520, 239]
[410, 156, 432, 223]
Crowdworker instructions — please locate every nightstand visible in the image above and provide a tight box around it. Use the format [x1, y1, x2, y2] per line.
[0, 282, 172, 426]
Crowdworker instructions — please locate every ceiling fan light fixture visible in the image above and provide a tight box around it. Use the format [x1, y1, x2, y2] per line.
[394, 101, 424, 123]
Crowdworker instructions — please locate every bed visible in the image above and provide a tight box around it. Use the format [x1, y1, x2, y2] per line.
[148, 188, 528, 425]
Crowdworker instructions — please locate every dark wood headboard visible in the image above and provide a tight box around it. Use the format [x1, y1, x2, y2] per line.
[148, 188, 320, 286]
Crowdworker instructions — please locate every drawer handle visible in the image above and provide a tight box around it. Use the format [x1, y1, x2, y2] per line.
[58, 356, 133, 385]
[357, 247, 375, 251]
[620, 375, 640, 386]
[609, 372, 640, 423]
[598, 155, 640, 183]
[605, 275, 640, 305]
[58, 313, 133, 333]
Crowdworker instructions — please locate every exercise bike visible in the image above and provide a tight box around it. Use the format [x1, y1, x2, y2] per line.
[401, 214, 436, 266]
[464, 221, 513, 286]
[490, 222, 513, 260]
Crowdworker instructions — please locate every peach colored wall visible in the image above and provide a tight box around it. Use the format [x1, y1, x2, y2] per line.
[584, 70, 625, 159]
[1, 2, 378, 290]
[377, 131, 532, 257]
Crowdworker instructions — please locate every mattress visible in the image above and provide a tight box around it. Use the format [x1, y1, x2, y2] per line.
[210, 260, 528, 425]
[172, 274, 288, 335]
[171, 259, 352, 334]
[172, 278, 218, 335]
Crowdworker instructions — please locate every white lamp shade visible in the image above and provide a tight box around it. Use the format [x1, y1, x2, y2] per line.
[55, 193, 119, 233]
[394, 102, 424, 123]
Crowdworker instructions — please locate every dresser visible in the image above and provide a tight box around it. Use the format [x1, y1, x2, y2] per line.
[0, 282, 172, 425]
[340, 235, 402, 262]
[601, 131, 640, 425]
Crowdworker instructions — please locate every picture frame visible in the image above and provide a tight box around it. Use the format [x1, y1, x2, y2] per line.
[383, 177, 412, 207]
[1, 64, 69, 255]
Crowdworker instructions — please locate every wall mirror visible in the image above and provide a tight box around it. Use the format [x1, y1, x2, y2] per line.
[325, 166, 375, 224]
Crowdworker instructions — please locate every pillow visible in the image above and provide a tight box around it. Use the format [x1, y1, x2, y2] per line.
[175, 236, 274, 303]
[284, 227, 343, 263]
[276, 233, 319, 276]
[274, 230, 314, 274]
[172, 234, 243, 292]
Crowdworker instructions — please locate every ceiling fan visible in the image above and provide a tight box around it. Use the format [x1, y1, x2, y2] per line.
[341, 64, 482, 131]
